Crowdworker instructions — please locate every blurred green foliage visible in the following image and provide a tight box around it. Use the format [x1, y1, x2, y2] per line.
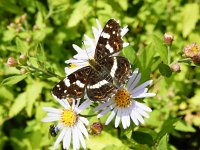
[0, 0, 200, 150]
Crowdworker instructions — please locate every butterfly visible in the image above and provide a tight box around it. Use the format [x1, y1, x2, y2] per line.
[52, 19, 131, 101]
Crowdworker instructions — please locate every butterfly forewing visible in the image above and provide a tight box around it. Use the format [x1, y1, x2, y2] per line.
[94, 19, 123, 61]
[52, 66, 91, 100]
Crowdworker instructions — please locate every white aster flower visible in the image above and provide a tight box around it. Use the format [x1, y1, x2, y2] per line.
[65, 19, 129, 76]
[42, 97, 92, 149]
[94, 68, 156, 129]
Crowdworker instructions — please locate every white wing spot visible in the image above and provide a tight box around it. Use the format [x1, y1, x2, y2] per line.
[75, 80, 85, 88]
[110, 57, 118, 78]
[101, 32, 110, 39]
[113, 31, 116, 34]
[64, 90, 67, 93]
[89, 80, 109, 89]
[56, 84, 60, 87]
[64, 78, 70, 87]
[106, 24, 109, 28]
[105, 43, 114, 53]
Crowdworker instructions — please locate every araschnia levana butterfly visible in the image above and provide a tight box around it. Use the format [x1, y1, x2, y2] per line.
[52, 19, 131, 101]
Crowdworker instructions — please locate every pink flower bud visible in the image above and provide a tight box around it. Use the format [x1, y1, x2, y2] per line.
[20, 68, 27, 74]
[90, 122, 103, 135]
[7, 57, 18, 67]
[21, 14, 27, 20]
[164, 33, 174, 45]
[171, 63, 181, 73]
[183, 42, 199, 58]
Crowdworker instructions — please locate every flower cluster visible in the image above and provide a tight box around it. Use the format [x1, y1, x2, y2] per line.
[183, 42, 200, 64]
[42, 19, 156, 149]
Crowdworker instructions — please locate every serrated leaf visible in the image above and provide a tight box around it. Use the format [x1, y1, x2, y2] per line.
[132, 131, 154, 146]
[16, 37, 28, 53]
[182, 3, 199, 37]
[175, 120, 196, 132]
[9, 92, 26, 118]
[152, 35, 168, 64]
[158, 63, 172, 77]
[25, 81, 44, 117]
[156, 117, 179, 142]
[1, 74, 28, 85]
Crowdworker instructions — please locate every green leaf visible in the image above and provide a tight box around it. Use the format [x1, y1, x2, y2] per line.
[16, 37, 28, 54]
[122, 46, 136, 64]
[25, 81, 44, 117]
[9, 92, 27, 118]
[158, 63, 172, 77]
[157, 134, 170, 150]
[1, 74, 28, 85]
[175, 120, 196, 132]
[132, 131, 154, 146]
[182, 3, 199, 38]
[152, 35, 167, 64]
[67, 0, 92, 27]
[156, 117, 179, 143]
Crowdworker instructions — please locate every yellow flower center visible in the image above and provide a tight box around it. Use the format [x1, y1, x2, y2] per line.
[69, 64, 77, 68]
[114, 89, 131, 107]
[61, 109, 77, 127]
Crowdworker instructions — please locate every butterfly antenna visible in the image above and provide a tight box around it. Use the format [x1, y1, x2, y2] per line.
[82, 41, 90, 59]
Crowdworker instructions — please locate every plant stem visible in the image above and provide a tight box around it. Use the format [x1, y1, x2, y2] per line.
[27, 64, 63, 79]
[167, 45, 171, 65]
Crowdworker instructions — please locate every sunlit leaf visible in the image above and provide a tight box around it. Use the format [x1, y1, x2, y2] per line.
[1, 74, 28, 85]
[158, 63, 172, 77]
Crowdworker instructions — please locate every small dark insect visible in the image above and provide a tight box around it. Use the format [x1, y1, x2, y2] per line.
[49, 124, 59, 137]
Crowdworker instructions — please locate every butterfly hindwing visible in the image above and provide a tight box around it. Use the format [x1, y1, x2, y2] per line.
[52, 66, 91, 100]
[86, 69, 116, 101]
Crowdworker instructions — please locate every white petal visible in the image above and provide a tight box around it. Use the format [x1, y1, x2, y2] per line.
[72, 126, 80, 150]
[97, 106, 111, 118]
[130, 88, 147, 97]
[130, 104, 139, 126]
[132, 110, 145, 124]
[115, 107, 122, 128]
[77, 100, 92, 113]
[135, 101, 152, 112]
[128, 73, 141, 92]
[93, 99, 114, 112]
[52, 94, 70, 109]
[63, 128, 71, 150]
[84, 35, 95, 50]
[79, 117, 89, 125]
[130, 80, 152, 95]
[105, 107, 117, 125]
[137, 108, 150, 118]
[121, 25, 129, 37]
[76, 99, 81, 108]
[54, 128, 66, 149]
[132, 93, 156, 98]
[123, 42, 129, 47]
[76, 125, 86, 149]
[72, 44, 83, 53]
[96, 19, 102, 32]
[77, 121, 89, 139]
[126, 68, 139, 91]
[121, 108, 127, 129]
[47, 112, 61, 117]
[92, 27, 99, 43]
[42, 107, 62, 114]
[42, 117, 60, 122]
[72, 99, 76, 110]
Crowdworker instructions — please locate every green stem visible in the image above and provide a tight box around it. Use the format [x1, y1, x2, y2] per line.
[167, 45, 171, 65]
[27, 64, 63, 79]
[79, 114, 97, 118]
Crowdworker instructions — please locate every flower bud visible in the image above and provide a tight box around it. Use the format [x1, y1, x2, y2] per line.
[20, 68, 27, 74]
[9, 22, 16, 28]
[192, 54, 200, 64]
[7, 57, 18, 67]
[164, 33, 174, 45]
[21, 14, 27, 20]
[15, 18, 21, 24]
[19, 54, 27, 64]
[171, 63, 181, 73]
[90, 122, 103, 135]
[15, 28, 21, 33]
[33, 24, 39, 30]
[26, 37, 32, 43]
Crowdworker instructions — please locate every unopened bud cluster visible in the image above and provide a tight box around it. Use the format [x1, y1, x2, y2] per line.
[90, 122, 103, 135]
[164, 33, 174, 45]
